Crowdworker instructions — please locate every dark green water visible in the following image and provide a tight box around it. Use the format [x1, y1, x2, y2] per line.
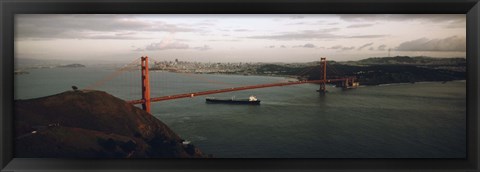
[15, 67, 466, 158]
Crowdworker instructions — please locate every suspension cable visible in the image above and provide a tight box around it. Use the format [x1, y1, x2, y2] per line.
[85, 57, 141, 90]
[326, 63, 343, 77]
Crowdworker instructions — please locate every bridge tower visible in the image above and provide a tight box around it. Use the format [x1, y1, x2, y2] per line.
[141, 56, 151, 113]
[317, 57, 327, 94]
[344, 78, 349, 89]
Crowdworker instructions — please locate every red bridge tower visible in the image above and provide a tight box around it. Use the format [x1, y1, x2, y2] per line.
[141, 56, 151, 113]
[317, 57, 327, 94]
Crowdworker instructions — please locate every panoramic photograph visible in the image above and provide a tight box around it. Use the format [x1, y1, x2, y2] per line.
[14, 14, 466, 158]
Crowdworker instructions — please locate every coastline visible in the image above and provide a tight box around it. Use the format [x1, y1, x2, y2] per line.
[152, 69, 465, 87]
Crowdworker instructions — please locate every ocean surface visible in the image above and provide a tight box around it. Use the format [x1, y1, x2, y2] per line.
[15, 67, 467, 158]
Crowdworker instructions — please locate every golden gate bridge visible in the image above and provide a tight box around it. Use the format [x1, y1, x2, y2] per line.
[86, 56, 358, 113]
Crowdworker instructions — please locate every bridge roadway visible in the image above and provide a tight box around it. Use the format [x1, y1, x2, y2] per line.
[126, 78, 347, 104]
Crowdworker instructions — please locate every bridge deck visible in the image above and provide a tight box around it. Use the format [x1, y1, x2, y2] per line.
[126, 78, 346, 104]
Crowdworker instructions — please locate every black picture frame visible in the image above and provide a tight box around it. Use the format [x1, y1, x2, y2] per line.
[1, 0, 479, 171]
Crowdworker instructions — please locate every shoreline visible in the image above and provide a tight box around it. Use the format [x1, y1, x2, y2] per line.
[18, 67, 466, 88]
[375, 80, 466, 87]
[158, 70, 466, 87]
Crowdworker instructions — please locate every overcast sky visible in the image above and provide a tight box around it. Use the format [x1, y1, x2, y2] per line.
[15, 14, 466, 63]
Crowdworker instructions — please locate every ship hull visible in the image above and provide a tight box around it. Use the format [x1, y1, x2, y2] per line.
[206, 98, 260, 105]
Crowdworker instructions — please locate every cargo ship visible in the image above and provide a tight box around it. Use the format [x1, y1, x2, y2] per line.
[206, 96, 260, 105]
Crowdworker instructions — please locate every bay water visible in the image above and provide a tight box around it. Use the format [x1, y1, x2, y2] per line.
[15, 67, 466, 158]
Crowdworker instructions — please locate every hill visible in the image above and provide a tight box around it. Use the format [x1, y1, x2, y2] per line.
[246, 56, 465, 85]
[343, 56, 465, 68]
[15, 90, 206, 158]
[305, 64, 465, 85]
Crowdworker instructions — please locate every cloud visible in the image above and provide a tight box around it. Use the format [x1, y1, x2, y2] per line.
[330, 45, 342, 49]
[140, 41, 211, 51]
[377, 44, 387, 51]
[329, 45, 355, 51]
[342, 46, 355, 51]
[444, 19, 466, 29]
[286, 21, 327, 26]
[207, 39, 240, 42]
[247, 29, 340, 40]
[358, 42, 374, 50]
[16, 14, 198, 40]
[349, 35, 388, 38]
[338, 14, 464, 23]
[246, 28, 388, 40]
[234, 29, 250, 32]
[286, 22, 309, 25]
[293, 43, 316, 48]
[246, 28, 342, 40]
[83, 35, 143, 40]
[395, 36, 466, 52]
[303, 43, 316, 48]
[145, 41, 189, 51]
[249, 33, 338, 40]
[115, 32, 136, 36]
[339, 14, 466, 31]
[195, 20, 216, 26]
[280, 45, 287, 48]
[369, 47, 374, 51]
[290, 15, 305, 19]
[339, 14, 407, 22]
[347, 24, 374, 28]
[193, 45, 211, 51]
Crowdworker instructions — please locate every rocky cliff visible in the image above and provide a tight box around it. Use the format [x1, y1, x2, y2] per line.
[15, 90, 206, 158]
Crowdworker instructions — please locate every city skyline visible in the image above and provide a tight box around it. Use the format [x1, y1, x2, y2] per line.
[15, 14, 466, 63]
